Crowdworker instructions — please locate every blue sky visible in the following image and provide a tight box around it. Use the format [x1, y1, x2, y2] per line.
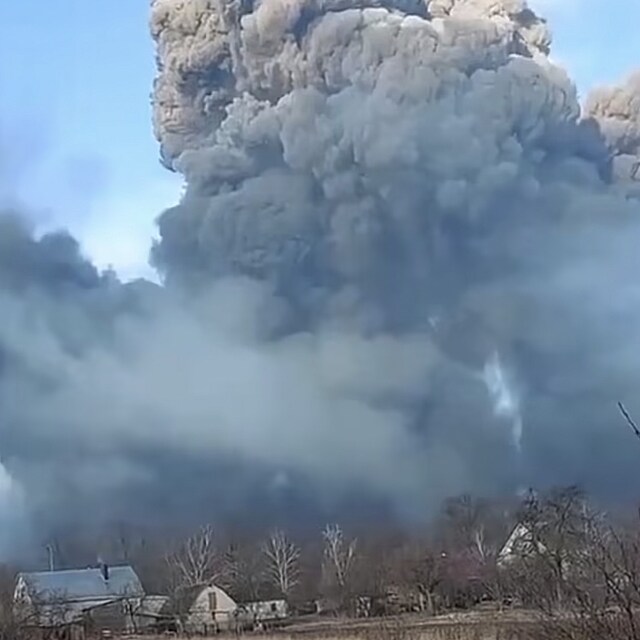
[0, 1, 181, 280]
[1, 0, 638, 280]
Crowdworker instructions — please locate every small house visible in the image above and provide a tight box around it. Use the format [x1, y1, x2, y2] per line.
[240, 598, 288, 626]
[168, 583, 238, 634]
[497, 522, 549, 567]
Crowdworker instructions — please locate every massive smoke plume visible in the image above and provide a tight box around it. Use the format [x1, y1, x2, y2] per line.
[0, 0, 639, 556]
[148, 0, 640, 488]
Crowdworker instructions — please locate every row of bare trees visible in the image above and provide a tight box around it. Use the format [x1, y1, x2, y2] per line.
[499, 487, 640, 640]
[6, 486, 640, 638]
[27, 493, 517, 612]
[162, 523, 359, 610]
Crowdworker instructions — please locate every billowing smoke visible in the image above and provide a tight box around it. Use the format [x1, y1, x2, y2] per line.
[148, 0, 640, 499]
[585, 71, 640, 183]
[0, 0, 639, 555]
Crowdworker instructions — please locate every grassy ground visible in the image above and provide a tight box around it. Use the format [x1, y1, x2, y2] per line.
[132, 610, 539, 640]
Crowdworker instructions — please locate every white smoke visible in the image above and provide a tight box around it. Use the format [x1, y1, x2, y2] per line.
[482, 351, 523, 454]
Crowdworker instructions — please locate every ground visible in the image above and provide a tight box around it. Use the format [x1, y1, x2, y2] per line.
[131, 609, 540, 640]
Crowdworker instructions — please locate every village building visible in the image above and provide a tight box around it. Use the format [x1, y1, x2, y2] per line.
[14, 563, 146, 634]
[239, 598, 288, 627]
[167, 583, 238, 634]
[497, 522, 548, 567]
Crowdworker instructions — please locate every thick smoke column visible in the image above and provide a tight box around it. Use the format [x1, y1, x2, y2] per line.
[149, 0, 640, 500]
[0, 0, 639, 554]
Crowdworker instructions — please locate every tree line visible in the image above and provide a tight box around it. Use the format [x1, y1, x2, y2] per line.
[4, 486, 640, 639]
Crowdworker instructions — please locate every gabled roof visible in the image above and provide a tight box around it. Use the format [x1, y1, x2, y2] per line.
[498, 521, 548, 565]
[19, 566, 144, 603]
[167, 583, 236, 615]
[171, 584, 205, 613]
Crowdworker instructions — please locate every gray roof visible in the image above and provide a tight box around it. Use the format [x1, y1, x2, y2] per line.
[19, 566, 145, 603]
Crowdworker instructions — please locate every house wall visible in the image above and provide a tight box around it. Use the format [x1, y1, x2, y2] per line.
[13, 576, 34, 623]
[184, 586, 237, 633]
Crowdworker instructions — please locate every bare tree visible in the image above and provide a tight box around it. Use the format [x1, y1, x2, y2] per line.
[522, 486, 588, 609]
[321, 524, 358, 614]
[262, 529, 300, 600]
[323, 524, 358, 590]
[166, 525, 225, 588]
[436, 494, 513, 610]
[517, 497, 640, 640]
[440, 494, 511, 559]
[0, 565, 32, 640]
[225, 540, 266, 603]
[393, 543, 444, 616]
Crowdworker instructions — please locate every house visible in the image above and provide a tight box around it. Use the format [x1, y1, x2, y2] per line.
[167, 583, 238, 634]
[239, 599, 288, 627]
[14, 563, 145, 632]
[497, 522, 549, 567]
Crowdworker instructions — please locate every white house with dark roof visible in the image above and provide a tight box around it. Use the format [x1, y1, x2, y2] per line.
[14, 563, 145, 629]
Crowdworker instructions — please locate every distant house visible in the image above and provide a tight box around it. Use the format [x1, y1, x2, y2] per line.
[497, 522, 548, 567]
[168, 583, 238, 634]
[239, 598, 288, 626]
[14, 564, 145, 632]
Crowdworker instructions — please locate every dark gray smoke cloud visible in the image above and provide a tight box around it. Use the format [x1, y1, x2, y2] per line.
[0, 0, 639, 557]
[585, 72, 640, 183]
[0, 212, 452, 551]
[148, 0, 640, 498]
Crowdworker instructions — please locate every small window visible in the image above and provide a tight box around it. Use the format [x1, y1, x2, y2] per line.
[208, 591, 217, 612]
[271, 603, 277, 613]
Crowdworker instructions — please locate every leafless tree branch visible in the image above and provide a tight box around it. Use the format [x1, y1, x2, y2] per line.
[618, 402, 640, 442]
[322, 524, 357, 589]
[262, 529, 300, 599]
[165, 525, 225, 588]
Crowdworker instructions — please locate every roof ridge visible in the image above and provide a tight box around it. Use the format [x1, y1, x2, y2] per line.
[21, 565, 134, 577]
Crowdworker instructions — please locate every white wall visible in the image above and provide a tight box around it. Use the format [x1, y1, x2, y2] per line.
[185, 585, 237, 632]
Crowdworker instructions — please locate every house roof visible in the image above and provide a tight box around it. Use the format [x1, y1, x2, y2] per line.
[171, 584, 205, 613]
[168, 583, 237, 615]
[19, 566, 145, 603]
[498, 521, 551, 565]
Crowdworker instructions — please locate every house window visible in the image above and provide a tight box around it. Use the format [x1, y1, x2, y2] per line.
[270, 603, 277, 613]
[208, 591, 217, 612]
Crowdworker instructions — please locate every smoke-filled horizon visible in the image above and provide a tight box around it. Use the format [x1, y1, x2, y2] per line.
[0, 0, 639, 558]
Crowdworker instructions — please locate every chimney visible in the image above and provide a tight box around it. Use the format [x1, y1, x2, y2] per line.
[97, 556, 109, 581]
